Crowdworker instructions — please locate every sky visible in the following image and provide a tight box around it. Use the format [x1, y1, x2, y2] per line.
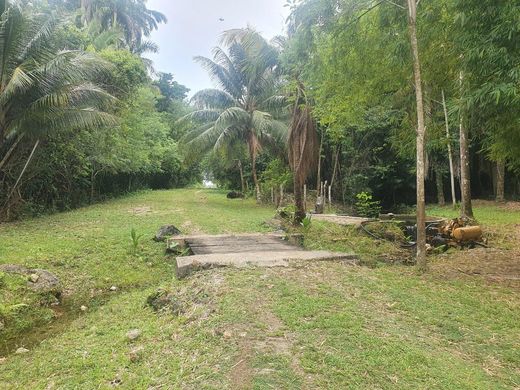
[146, 0, 290, 95]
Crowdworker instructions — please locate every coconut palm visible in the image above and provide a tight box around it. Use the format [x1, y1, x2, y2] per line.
[288, 82, 319, 224]
[180, 28, 288, 201]
[80, 0, 166, 53]
[0, 2, 115, 197]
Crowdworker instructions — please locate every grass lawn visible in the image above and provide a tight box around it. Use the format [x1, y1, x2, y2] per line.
[0, 189, 518, 389]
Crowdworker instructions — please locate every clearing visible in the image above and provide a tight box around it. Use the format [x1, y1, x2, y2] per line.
[0, 189, 519, 389]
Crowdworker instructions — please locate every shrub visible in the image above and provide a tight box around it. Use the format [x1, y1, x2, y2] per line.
[355, 192, 382, 218]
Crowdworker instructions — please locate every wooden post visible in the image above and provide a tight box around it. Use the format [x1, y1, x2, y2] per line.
[280, 184, 284, 206]
[323, 180, 328, 200]
[271, 187, 274, 204]
[304, 184, 307, 212]
[328, 185, 332, 207]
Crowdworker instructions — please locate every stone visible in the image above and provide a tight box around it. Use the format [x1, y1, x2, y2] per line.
[154, 225, 181, 242]
[109, 286, 118, 292]
[315, 196, 325, 214]
[223, 330, 232, 339]
[80, 305, 88, 312]
[126, 329, 141, 341]
[226, 191, 245, 199]
[29, 273, 40, 283]
[0, 265, 61, 297]
[129, 346, 144, 363]
[15, 347, 29, 354]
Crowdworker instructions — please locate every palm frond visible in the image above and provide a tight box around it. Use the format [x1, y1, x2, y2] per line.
[190, 88, 235, 110]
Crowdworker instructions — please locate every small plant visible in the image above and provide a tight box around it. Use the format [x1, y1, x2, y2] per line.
[355, 192, 382, 218]
[301, 215, 312, 230]
[130, 228, 144, 254]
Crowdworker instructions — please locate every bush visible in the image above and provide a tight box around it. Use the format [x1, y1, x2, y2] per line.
[355, 192, 382, 218]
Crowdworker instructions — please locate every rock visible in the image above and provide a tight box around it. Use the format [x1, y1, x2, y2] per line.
[129, 346, 144, 363]
[0, 265, 61, 297]
[110, 286, 118, 292]
[29, 273, 40, 283]
[315, 196, 325, 214]
[80, 305, 88, 312]
[154, 225, 181, 242]
[126, 329, 141, 341]
[227, 191, 245, 199]
[15, 347, 29, 354]
[223, 330, 233, 339]
[146, 290, 183, 315]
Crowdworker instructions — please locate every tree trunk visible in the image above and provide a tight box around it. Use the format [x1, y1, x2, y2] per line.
[238, 160, 245, 194]
[90, 169, 96, 203]
[435, 167, 446, 206]
[4, 139, 40, 207]
[316, 129, 323, 192]
[330, 145, 340, 189]
[442, 90, 457, 207]
[407, 0, 427, 271]
[0, 134, 24, 172]
[294, 178, 305, 224]
[251, 155, 261, 203]
[459, 73, 474, 219]
[496, 161, 505, 202]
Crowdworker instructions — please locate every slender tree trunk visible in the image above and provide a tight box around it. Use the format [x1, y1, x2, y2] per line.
[0, 134, 24, 172]
[237, 160, 245, 194]
[90, 169, 96, 203]
[442, 90, 457, 207]
[435, 167, 446, 206]
[496, 161, 505, 202]
[407, 0, 427, 271]
[316, 129, 323, 193]
[459, 73, 474, 218]
[4, 139, 40, 206]
[251, 155, 261, 203]
[330, 145, 340, 189]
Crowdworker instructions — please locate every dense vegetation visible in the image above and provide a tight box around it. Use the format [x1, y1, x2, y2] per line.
[2, 0, 519, 223]
[196, 1, 520, 212]
[0, 0, 198, 220]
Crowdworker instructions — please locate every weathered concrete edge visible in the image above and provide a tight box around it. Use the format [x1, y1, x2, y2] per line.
[175, 251, 358, 279]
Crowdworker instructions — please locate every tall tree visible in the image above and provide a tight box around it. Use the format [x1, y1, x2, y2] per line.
[288, 82, 319, 224]
[79, 0, 166, 52]
[0, 1, 115, 211]
[406, 0, 427, 270]
[180, 28, 287, 202]
[0, 3, 114, 156]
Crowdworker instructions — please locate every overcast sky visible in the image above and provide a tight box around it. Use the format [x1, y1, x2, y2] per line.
[146, 0, 290, 95]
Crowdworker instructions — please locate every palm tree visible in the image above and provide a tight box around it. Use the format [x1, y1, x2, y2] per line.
[288, 82, 319, 224]
[80, 0, 166, 53]
[0, 2, 115, 200]
[180, 28, 287, 202]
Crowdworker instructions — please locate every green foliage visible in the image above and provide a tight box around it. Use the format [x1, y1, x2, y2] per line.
[180, 28, 288, 198]
[261, 159, 293, 193]
[300, 215, 312, 230]
[130, 227, 144, 253]
[355, 192, 382, 218]
[98, 48, 149, 97]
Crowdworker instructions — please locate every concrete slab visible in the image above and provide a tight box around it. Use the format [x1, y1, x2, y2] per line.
[311, 214, 371, 226]
[175, 250, 358, 279]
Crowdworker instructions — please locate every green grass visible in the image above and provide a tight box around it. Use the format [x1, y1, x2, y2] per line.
[0, 190, 519, 389]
